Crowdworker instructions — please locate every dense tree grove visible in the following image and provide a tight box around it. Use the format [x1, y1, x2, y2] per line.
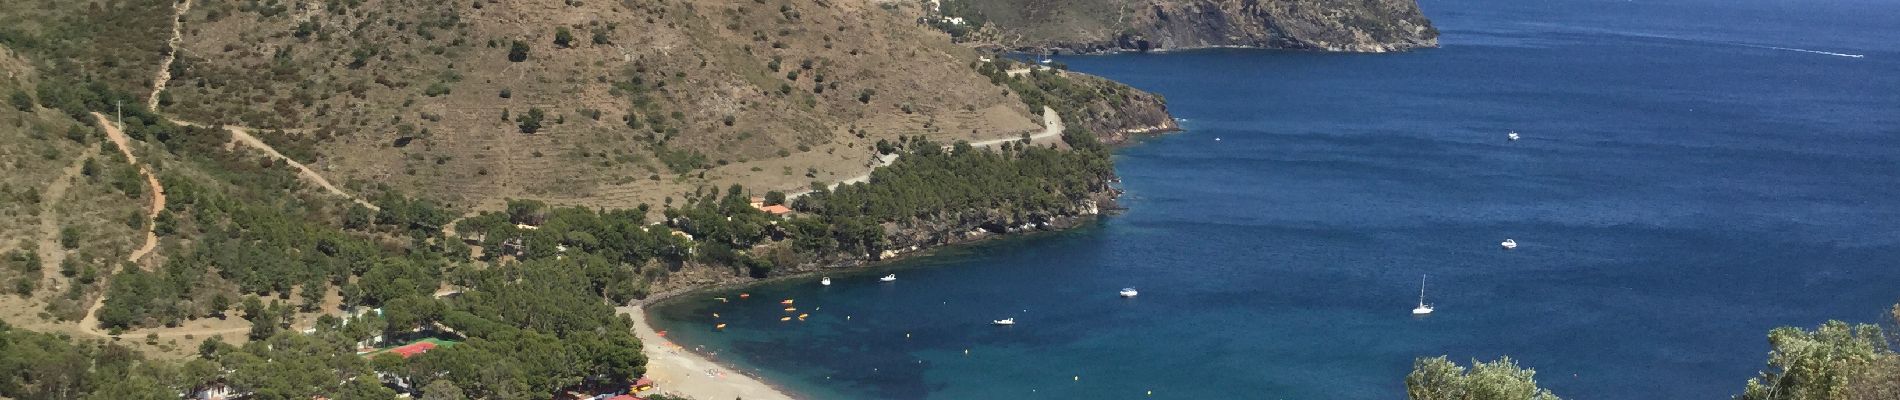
[0, 322, 191, 400]
[794, 134, 1111, 223]
[452, 132, 1117, 282]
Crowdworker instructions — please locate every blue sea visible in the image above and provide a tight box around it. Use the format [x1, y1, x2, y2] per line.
[649, 0, 1900, 398]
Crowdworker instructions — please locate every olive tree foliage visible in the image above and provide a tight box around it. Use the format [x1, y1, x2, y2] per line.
[1406, 356, 1561, 400]
[1740, 320, 1894, 400]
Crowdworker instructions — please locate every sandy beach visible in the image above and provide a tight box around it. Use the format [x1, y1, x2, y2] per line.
[617, 305, 795, 400]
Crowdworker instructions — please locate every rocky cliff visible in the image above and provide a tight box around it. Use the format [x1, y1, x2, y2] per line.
[941, 0, 1437, 53]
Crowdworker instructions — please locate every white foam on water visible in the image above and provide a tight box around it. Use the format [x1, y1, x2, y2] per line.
[1736, 43, 1865, 58]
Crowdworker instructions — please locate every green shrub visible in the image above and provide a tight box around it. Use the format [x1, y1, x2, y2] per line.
[554, 27, 574, 48]
[508, 40, 531, 62]
[8, 89, 31, 111]
[516, 108, 545, 133]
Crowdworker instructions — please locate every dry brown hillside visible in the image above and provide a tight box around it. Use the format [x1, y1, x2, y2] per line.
[160, 0, 1052, 211]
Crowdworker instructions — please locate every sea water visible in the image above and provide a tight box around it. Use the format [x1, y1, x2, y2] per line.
[650, 0, 1900, 397]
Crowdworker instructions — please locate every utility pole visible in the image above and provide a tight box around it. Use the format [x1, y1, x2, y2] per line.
[116, 100, 123, 131]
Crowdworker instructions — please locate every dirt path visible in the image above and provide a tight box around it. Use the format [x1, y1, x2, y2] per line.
[78, 113, 167, 335]
[146, 0, 194, 110]
[36, 147, 100, 290]
[970, 106, 1063, 148]
[166, 119, 377, 210]
[791, 107, 1063, 199]
[91, 113, 164, 264]
[226, 125, 379, 210]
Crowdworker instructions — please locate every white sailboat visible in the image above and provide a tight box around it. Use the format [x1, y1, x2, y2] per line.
[879, 274, 897, 282]
[1119, 288, 1139, 298]
[1507, 131, 1521, 141]
[992, 318, 1016, 325]
[1412, 275, 1435, 315]
[1500, 239, 1518, 250]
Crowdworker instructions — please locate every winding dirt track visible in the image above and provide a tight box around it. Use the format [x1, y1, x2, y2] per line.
[141, 0, 377, 212]
[145, 0, 193, 110]
[76, 113, 167, 336]
[91, 113, 164, 264]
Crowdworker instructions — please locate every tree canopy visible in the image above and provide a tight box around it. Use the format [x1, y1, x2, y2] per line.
[1406, 356, 1562, 400]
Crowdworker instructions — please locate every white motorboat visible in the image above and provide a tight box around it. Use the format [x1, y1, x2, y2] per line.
[1119, 288, 1139, 298]
[1507, 131, 1520, 141]
[1412, 275, 1435, 315]
[879, 274, 897, 282]
[821, 277, 831, 286]
[1500, 239, 1518, 250]
[992, 318, 1015, 326]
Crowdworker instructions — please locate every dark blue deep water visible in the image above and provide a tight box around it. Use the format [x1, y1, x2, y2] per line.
[650, 0, 1900, 398]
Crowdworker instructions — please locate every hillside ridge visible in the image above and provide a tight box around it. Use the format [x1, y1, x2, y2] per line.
[932, 0, 1439, 53]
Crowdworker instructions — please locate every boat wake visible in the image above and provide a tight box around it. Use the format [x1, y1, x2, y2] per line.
[1727, 42, 1864, 58]
[1537, 24, 1867, 59]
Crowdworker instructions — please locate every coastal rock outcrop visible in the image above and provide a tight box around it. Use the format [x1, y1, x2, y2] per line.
[1060, 72, 1181, 143]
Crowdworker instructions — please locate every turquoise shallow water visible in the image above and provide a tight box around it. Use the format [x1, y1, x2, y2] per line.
[650, 0, 1900, 398]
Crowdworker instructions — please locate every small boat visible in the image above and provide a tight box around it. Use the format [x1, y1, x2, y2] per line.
[714, 297, 728, 303]
[1413, 275, 1435, 315]
[1507, 131, 1520, 141]
[780, 316, 792, 322]
[821, 277, 832, 286]
[781, 299, 795, 305]
[715, 323, 727, 330]
[784, 307, 796, 312]
[797, 313, 809, 320]
[879, 274, 897, 282]
[740, 293, 751, 299]
[1119, 288, 1139, 298]
[992, 318, 1015, 326]
[1500, 239, 1518, 250]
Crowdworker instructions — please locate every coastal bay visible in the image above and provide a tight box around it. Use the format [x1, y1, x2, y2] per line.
[645, 0, 1900, 398]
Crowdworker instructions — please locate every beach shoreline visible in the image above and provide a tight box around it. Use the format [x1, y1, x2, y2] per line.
[618, 218, 1115, 400]
[617, 304, 800, 400]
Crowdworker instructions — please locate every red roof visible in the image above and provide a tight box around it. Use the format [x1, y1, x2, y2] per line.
[759, 205, 792, 215]
[391, 341, 437, 358]
[635, 377, 655, 386]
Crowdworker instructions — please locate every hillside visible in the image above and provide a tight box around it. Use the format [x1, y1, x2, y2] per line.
[931, 0, 1438, 53]
[151, 0, 1172, 214]
[0, 0, 1176, 397]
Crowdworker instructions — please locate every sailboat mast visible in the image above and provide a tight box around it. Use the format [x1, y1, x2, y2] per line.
[1418, 275, 1427, 304]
